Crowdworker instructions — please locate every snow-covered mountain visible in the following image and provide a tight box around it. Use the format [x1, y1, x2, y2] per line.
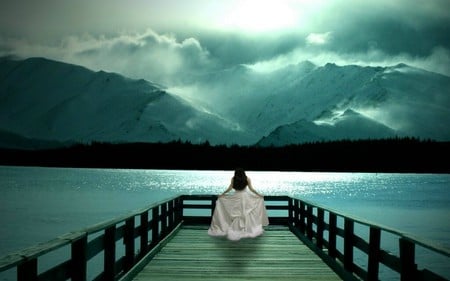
[0, 56, 449, 149]
[0, 57, 247, 148]
[176, 61, 450, 146]
[256, 109, 399, 146]
[254, 63, 450, 146]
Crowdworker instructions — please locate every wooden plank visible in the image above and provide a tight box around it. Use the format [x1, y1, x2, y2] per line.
[131, 227, 342, 281]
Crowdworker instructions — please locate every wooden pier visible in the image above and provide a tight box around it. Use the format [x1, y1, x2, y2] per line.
[0, 195, 449, 281]
[128, 226, 341, 281]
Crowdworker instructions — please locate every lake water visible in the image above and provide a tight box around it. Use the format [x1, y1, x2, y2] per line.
[0, 166, 449, 280]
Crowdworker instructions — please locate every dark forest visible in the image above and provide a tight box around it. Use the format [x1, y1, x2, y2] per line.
[1, 137, 449, 173]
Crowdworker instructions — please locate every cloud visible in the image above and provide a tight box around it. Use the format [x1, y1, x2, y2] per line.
[0, 29, 214, 85]
[246, 43, 450, 77]
[306, 32, 332, 45]
[1, 0, 449, 83]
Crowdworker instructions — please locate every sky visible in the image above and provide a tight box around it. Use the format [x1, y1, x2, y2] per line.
[1, 0, 449, 86]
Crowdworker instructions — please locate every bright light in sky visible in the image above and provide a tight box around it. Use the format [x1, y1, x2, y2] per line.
[0, 0, 448, 77]
[217, 0, 299, 32]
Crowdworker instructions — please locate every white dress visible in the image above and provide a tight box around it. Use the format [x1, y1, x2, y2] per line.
[208, 189, 269, 241]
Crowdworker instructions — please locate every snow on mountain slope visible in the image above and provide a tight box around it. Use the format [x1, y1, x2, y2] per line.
[177, 60, 449, 145]
[1, 56, 448, 149]
[0, 57, 175, 144]
[0, 57, 246, 147]
[256, 63, 450, 146]
[363, 64, 450, 140]
[256, 109, 400, 146]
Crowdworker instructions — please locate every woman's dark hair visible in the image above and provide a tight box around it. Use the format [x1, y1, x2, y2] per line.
[232, 168, 248, 190]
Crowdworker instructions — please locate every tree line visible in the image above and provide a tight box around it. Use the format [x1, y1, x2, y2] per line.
[1, 137, 449, 173]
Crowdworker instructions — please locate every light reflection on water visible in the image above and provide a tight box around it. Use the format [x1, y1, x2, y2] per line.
[0, 166, 449, 280]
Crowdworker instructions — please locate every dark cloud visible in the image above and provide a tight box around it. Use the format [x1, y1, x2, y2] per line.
[325, 13, 450, 58]
[1, 0, 449, 79]
[187, 31, 306, 67]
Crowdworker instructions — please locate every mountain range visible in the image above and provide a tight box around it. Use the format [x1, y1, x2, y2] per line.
[0, 56, 449, 149]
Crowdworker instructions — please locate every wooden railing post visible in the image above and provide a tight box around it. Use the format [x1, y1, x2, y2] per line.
[306, 205, 313, 240]
[5, 195, 450, 281]
[161, 203, 168, 236]
[104, 225, 116, 280]
[168, 199, 175, 231]
[293, 199, 300, 227]
[152, 206, 160, 246]
[140, 211, 149, 257]
[368, 227, 381, 281]
[344, 218, 354, 272]
[317, 208, 325, 249]
[124, 217, 135, 271]
[176, 197, 183, 223]
[328, 213, 337, 259]
[299, 201, 306, 234]
[17, 259, 37, 281]
[288, 198, 293, 225]
[400, 238, 417, 281]
[71, 234, 87, 281]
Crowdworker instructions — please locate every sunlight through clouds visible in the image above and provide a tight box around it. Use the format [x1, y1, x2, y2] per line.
[0, 0, 449, 146]
[1, 0, 448, 77]
[306, 32, 332, 45]
[213, 0, 334, 33]
[217, 0, 298, 32]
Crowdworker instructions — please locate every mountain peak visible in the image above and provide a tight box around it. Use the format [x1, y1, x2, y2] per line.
[1, 56, 449, 148]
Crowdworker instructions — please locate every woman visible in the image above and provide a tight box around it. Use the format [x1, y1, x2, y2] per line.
[208, 168, 269, 241]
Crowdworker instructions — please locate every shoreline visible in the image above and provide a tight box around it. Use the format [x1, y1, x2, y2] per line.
[1, 138, 449, 173]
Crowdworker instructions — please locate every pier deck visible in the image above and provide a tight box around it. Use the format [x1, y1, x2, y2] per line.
[1, 195, 449, 281]
[131, 226, 341, 281]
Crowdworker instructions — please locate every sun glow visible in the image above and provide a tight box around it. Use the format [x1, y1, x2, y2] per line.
[218, 0, 299, 32]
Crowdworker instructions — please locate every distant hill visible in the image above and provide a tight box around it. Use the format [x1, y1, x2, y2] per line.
[0, 57, 246, 148]
[256, 109, 399, 146]
[0, 57, 449, 149]
[253, 64, 450, 145]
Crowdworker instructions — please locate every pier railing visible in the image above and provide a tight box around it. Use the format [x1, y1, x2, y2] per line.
[0, 195, 449, 281]
[288, 197, 450, 281]
[0, 195, 183, 281]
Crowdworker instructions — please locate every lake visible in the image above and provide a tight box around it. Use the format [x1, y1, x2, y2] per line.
[0, 166, 449, 280]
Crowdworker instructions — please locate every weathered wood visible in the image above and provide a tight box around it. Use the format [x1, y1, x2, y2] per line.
[140, 211, 149, 257]
[293, 199, 300, 228]
[104, 226, 116, 280]
[400, 238, 417, 281]
[71, 234, 87, 281]
[328, 213, 337, 259]
[306, 205, 314, 239]
[124, 217, 135, 271]
[288, 197, 293, 224]
[343, 218, 354, 272]
[2, 194, 449, 281]
[367, 227, 381, 281]
[131, 226, 342, 281]
[299, 201, 306, 234]
[83, 196, 180, 234]
[168, 200, 175, 230]
[0, 252, 23, 272]
[161, 202, 168, 236]
[317, 208, 325, 249]
[151, 207, 159, 247]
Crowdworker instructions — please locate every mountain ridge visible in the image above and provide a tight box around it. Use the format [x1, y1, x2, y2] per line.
[0, 56, 247, 147]
[0, 56, 449, 149]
